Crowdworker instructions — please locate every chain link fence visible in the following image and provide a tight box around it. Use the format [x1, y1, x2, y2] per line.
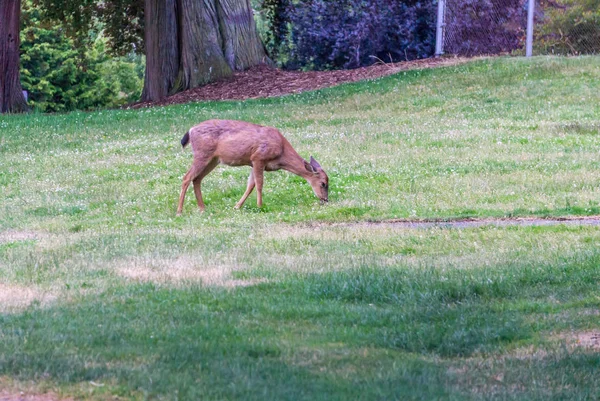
[438, 0, 600, 57]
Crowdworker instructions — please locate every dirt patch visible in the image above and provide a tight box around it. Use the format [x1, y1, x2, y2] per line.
[0, 284, 57, 312]
[115, 256, 264, 288]
[129, 57, 474, 108]
[378, 215, 600, 229]
[320, 215, 600, 230]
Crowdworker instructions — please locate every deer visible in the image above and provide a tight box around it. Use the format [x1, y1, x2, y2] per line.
[176, 119, 329, 215]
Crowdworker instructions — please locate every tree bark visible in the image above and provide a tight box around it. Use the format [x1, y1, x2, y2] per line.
[174, 0, 232, 92]
[142, 0, 269, 102]
[141, 0, 180, 102]
[0, 0, 28, 113]
[216, 0, 267, 71]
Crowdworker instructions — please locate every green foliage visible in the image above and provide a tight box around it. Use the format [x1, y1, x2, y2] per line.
[20, 1, 144, 112]
[99, 53, 145, 104]
[34, 0, 145, 56]
[96, 0, 144, 56]
[258, 0, 435, 70]
[255, 0, 288, 62]
[536, 0, 600, 55]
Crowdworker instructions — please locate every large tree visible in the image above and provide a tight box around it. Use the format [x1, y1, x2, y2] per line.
[1, 0, 269, 113]
[142, 0, 269, 102]
[39, 0, 269, 103]
[0, 0, 28, 113]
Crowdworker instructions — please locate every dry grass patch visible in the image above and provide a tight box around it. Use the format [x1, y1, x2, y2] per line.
[0, 283, 57, 312]
[262, 222, 407, 242]
[556, 331, 600, 350]
[114, 256, 264, 288]
[0, 230, 70, 252]
[0, 377, 73, 401]
[0, 392, 70, 401]
[0, 231, 42, 244]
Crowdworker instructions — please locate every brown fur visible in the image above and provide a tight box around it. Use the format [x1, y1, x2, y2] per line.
[177, 119, 329, 215]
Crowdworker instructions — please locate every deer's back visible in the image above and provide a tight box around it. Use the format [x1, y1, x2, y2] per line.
[189, 120, 285, 166]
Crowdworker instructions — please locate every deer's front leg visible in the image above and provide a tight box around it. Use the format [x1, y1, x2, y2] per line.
[235, 172, 255, 209]
[252, 162, 265, 207]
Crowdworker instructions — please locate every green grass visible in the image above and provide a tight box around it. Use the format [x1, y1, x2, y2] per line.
[1, 56, 600, 400]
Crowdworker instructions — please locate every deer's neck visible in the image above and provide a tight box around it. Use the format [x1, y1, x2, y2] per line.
[280, 144, 312, 180]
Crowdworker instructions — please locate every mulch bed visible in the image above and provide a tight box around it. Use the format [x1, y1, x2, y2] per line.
[128, 56, 473, 109]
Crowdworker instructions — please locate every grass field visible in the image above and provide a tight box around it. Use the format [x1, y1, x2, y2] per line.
[1, 56, 600, 400]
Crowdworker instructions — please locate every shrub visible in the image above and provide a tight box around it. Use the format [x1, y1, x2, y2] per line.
[536, 0, 600, 55]
[443, 0, 526, 56]
[20, 2, 144, 112]
[266, 0, 436, 70]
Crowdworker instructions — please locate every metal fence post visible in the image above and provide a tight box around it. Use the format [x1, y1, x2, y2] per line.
[435, 0, 446, 57]
[526, 0, 535, 57]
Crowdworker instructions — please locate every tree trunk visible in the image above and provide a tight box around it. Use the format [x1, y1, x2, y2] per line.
[174, 0, 232, 92]
[216, 0, 267, 71]
[0, 0, 28, 113]
[142, 0, 269, 102]
[141, 0, 180, 102]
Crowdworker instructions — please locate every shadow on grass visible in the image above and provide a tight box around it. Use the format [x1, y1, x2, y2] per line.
[2, 251, 600, 399]
[0, 284, 455, 400]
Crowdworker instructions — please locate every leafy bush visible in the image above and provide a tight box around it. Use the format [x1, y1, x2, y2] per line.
[265, 0, 436, 70]
[536, 0, 600, 55]
[20, 2, 144, 112]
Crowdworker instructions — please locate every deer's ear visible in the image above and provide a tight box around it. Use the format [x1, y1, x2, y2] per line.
[304, 160, 316, 173]
[310, 156, 322, 170]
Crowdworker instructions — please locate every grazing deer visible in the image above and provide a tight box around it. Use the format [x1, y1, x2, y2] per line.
[177, 119, 329, 215]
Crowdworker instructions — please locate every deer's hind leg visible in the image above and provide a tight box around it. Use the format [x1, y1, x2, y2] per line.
[177, 157, 216, 216]
[192, 158, 219, 212]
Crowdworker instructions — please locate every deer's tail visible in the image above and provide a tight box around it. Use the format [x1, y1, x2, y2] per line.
[181, 131, 190, 148]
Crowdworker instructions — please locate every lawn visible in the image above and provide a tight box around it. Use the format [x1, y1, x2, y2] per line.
[1, 56, 599, 400]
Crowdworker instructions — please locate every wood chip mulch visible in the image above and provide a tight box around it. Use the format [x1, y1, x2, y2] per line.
[128, 56, 474, 109]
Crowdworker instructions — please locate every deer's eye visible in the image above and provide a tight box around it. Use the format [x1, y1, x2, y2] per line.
[321, 182, 327, 188]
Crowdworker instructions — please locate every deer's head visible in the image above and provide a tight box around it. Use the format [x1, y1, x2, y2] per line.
[304, 156, 329, 203]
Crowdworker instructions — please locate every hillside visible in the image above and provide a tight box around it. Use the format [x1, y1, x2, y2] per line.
[1, 56, 600, 400]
